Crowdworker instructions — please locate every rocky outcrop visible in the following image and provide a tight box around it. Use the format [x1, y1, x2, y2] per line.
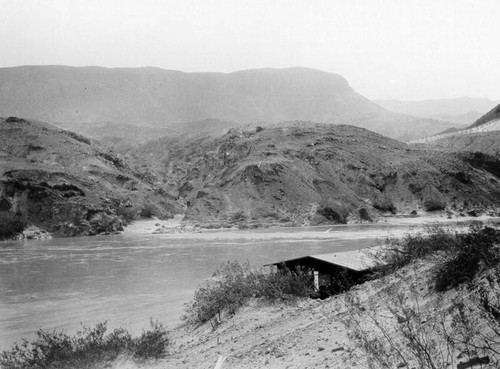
[13, 225, 52, 240]
[0, 171, 124, 237]
[0, 117, 181, 237]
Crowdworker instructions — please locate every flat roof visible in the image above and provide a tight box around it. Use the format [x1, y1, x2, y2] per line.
[268, 248, 380, 272]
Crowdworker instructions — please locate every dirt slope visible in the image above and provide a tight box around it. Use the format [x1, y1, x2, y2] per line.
[123, 258, 499, 369]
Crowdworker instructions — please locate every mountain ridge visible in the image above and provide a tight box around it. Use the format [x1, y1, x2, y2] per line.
[0, 65, 456, 141]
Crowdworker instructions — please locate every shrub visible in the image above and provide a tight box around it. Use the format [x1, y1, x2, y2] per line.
[374, 222, 500, 291]
[423, 198, 447, 211]
[0, 321, 169, 369]
[140, 202, 161, 218]
[343, 265, 500, 368]
[434, 224, 500, 291]
[134, 320, 169, 359]
[115, 205, 138, 224]
[373, 198, 396, 213]
[342, 285, 456, 369]
[182, 261, 314, 326]
[0, 212, 27, 240]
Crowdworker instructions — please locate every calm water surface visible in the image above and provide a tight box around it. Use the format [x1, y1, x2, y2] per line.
[0, 221, 486, 350]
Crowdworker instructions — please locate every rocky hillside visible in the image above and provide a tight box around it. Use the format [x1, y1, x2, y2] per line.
[469, 103, 500, 129]
[136, 122, 500, 228]
[0, 65, 455, 141]
[0, 117, 180, 238]
[410, 104, 500, 159]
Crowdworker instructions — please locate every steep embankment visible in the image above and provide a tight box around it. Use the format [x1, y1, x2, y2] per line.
[0, 65, 455, 141]
[140, 248, 500, 369]
[0, 117, 180, 238]
[139, 122, 500, 228]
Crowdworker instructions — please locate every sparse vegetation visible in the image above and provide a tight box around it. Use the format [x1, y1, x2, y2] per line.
[343, 268, 500, 368]
[115, 204, 138, 224]
[373, 197, 397, 213]
[0, 212, 27, 240]
[342, 223, 500, 368]
[343, 285, 457, 369]
[374, 222, 500, 291]
[139, 202, 159, 218]
[0, 320, 169, 369]
[182, 261, 314, 326]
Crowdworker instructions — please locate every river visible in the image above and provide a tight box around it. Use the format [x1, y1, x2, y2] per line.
[0, 219, 493, 350]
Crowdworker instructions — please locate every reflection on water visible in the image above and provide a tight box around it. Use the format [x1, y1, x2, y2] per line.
[0, 220, 489, 350]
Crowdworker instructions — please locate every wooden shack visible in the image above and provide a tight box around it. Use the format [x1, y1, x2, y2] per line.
[268, 249, 379, 295]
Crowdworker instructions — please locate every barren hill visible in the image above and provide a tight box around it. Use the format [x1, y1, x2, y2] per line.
[0, 65, 455, 141]
[138, 122, 500, 227]
[0, 117, 180, 237]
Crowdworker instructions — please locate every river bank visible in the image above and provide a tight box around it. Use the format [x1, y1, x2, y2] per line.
[111, 221, 500, 368]
[3, 217, 500, 368]
[122, 213, 500, 237]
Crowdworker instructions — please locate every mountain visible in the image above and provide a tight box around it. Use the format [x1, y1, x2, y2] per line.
[134, 122, 500, 228]
[0, 65, 455, 141]
[410, 104, 500, 159]
[375, 97, 499, 125]
[0, 117, 180, 238]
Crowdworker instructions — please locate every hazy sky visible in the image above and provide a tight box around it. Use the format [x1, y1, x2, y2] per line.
[1, 0, 499, 100]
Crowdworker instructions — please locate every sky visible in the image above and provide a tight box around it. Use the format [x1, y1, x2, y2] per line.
[1, 0, 499, 100]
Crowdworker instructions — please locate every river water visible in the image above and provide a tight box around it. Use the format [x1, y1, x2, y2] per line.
[0, 219, 492, 350]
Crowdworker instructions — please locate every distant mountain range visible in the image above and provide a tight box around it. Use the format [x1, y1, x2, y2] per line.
[375, 97, 499, 125]
[0, 65, 458, 141]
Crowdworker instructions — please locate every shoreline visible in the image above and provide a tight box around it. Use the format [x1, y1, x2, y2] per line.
[122, 213, 500, 236]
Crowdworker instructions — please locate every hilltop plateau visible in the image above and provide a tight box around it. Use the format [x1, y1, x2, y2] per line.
[0, 117, 180, 238]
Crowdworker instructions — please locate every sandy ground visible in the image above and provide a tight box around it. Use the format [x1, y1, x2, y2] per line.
[116, 261, 452, 369]
[121, 215, 185, 235]
[123, 214, 499, 235]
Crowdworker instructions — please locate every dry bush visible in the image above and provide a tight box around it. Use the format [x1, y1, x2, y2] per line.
[0, 212, 27, 240]
[0, 321, 169, 369]
[342, 283, 456, 369]
[182, 261, 314, 327]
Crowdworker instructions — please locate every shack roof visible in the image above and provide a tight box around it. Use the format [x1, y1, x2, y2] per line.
[268, 248, 380, 272]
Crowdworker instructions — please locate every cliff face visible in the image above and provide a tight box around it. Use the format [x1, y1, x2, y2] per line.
[0, 117, 180, 238]
[151, 123, 500, 227]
